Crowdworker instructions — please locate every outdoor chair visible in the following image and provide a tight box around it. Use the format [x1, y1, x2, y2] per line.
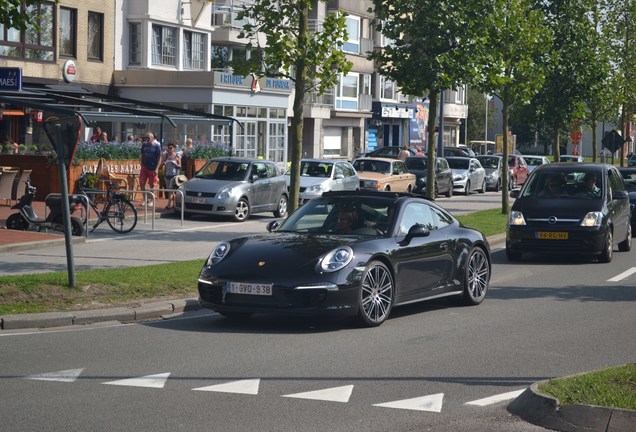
[0, 169, 19, 206]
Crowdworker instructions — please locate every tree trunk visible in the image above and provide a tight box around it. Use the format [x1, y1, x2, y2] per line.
[426, 91, 438, 200]
[501, 87, 510, 214]
[287, 3, 309, 215]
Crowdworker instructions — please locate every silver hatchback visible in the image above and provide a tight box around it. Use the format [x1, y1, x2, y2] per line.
[176, 157, 288, 222]
[285, 159, 359, 204]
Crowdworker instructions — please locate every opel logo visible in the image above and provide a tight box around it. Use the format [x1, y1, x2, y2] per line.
[258, 261, 266, 266]
[548, 216, 557, 224]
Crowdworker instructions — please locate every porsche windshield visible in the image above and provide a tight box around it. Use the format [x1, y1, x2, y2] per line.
[278, 196, 394, 236]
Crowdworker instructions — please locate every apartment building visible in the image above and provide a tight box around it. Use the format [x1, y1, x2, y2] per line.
[0, 0, 115, 145]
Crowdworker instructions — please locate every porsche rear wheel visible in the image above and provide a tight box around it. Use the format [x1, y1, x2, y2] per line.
[461, 247, 490, 305]
[357, 261, 393, 327]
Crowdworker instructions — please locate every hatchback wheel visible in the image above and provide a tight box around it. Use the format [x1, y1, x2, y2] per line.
[273, 194, 288, 218]
[357, 261, 393, 327]
[598, 230, 613, 263]
[446, 182, 453, 197]
[618, 224, 632, 252]
[464, 180, 471, 195]
[461, 247, 490, 305]
[233, 198, 250, 222]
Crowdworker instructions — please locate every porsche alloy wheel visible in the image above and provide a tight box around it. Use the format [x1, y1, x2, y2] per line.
[358, 261, 394, 327]
[462, 247, 490, 305]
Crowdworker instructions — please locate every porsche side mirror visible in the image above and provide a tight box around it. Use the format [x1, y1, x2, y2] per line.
[399, 224, 430, 246]
[267, 220, 280, 232]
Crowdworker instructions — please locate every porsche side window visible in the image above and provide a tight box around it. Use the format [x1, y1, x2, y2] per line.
[399, 203, 435, 235]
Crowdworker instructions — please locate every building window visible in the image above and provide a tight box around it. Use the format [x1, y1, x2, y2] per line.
[87, 12, 103, 60]
[335, 72, 359, 110]
[380, 76, 396, 101]
[268, 122, 286, 163]
[184, 31, 205, 70]
[0, 2, 55, 60]
[152, 24, 176, 66]
[343, 16, 360, 54]
[59, 7, 76, 58]
[129, 22, 141, 65]
[211, 45, 230, 69]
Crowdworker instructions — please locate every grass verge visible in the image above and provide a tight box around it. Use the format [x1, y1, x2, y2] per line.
[538, 363, 636, 410]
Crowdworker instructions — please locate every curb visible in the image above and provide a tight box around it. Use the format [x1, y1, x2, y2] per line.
[0, 298, 201, 331]
[0, 235, 86, 253]
[508, 380, 636, 432]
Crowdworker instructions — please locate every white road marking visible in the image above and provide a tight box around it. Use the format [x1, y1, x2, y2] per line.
[607, 267, 636, 282]
[465, 389, 525, 406]
[102, 372, 171, 388]
[282, 385, 354, 403]
[24, 368, 84, 383]
[373, 393, 444, 412]
[193, 379, 260, 395]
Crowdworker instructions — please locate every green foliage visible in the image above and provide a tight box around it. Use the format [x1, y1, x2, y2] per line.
[189, 144, 231, 160]
[539, 363, 636, 410]
[73, 141, 141, 161]
[456, 208, 508, 237]
[0, 0, 58, 31]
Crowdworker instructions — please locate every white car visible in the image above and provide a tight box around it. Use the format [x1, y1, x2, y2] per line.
[524, 155, 551, 172]
[446, 156, 487, 195]
[285, 159, 359, 204]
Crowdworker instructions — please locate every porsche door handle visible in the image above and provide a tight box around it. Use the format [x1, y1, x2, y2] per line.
[439, 242, 449, 251]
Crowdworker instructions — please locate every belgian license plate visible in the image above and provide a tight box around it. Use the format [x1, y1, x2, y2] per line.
[192, 197, 206, 204]
[536, 231, 568, 240]
[227, 282, 273, 296]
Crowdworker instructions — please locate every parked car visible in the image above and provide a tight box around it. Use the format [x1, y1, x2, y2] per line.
[363, 146, 418, 159]
[627, 153, 636, 167]
[175, 157, 288, 222]
[197, 190, 492, 327]
[404, 156, 453, 197]
[285, 159, 359, 204]
[506, 163, 632, 263]
[523, 155, 551, 173]
[476, 155, 505, 191]
[352, 157, 416, 192]
[618, 167, 636, 230]
[446, 156, 487, 195]
[443, 146, 475, 158]
[497, 154, 529, 187]
[560, 155, 585, 163]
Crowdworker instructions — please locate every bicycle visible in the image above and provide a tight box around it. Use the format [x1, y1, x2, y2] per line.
[78, 174, 138, 234]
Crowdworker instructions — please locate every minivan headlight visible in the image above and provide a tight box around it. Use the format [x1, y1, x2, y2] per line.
[580, 211, 602, 227]
[306, 183, 326, 193]
[508, 211, 526, 226]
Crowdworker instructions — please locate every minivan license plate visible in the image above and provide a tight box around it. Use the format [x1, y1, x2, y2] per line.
[227, 282, 273, 296]
[536, 231, 568, 240]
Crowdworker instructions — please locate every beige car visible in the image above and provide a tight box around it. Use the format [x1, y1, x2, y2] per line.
[352, 157, 415, 192]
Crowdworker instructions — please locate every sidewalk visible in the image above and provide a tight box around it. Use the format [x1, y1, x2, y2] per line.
[0, 197, 175, 252]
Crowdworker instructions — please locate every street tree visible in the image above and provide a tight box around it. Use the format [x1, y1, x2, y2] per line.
[532, 0, 599, 162]
[233, 1, 351, 214]
[0, 0, 57, 31]
[369, 0, 490, 200]
[473, 0, 551, 213]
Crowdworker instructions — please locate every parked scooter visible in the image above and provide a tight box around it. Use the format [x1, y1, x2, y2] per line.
[6, 180, 85, 236]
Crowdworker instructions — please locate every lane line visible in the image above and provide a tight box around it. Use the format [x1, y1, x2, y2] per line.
[607, 267, 636, 282]
[465, 389, 525, 406]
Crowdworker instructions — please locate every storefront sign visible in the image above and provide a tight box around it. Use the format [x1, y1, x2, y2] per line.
[214, 72, 292, 93]
[381, 105, 415, 119]
[63, 60, 76, 83]
[82, 162, 141, 174]
[0, 67, 22, 90]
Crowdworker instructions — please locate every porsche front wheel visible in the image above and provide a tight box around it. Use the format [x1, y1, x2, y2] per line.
[357, 261, 394, 327]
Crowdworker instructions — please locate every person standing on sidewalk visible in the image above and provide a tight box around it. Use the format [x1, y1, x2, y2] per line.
[139, 132, 162, 207]
[161, 142, 182, 209]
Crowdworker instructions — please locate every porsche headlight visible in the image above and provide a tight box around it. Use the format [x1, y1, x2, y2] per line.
[217, 187, 233, 199]
[580, 211, 602, 227]
[508, 211, 526, 226]
[206, 242, 230, 266]
[320, 246, 354, 272]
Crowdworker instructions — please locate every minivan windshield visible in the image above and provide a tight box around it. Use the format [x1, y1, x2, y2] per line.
[520, 170, 602, 199]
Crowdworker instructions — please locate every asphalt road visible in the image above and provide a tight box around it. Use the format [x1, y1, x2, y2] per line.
[1, 191, 635, 431]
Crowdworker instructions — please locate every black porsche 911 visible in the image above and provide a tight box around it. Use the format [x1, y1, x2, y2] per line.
[197, 190, 491, 327]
